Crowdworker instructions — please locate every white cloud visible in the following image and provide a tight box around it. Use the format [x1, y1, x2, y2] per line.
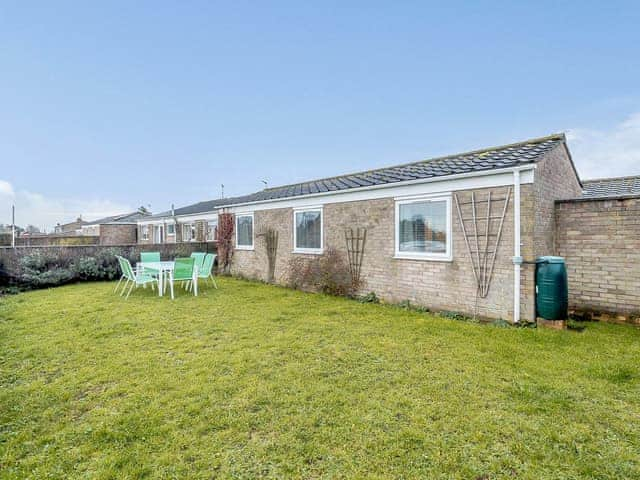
[0, 180, 132, 231]
[567, 112, 640, 180]
[0, 180, 14, 196]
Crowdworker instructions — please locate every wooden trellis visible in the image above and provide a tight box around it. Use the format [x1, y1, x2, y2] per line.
[345, 227, 367, 289]
[454, 188, 511, 298]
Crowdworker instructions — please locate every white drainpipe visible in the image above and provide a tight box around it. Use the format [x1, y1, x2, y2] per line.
[512, 169, 522, 323]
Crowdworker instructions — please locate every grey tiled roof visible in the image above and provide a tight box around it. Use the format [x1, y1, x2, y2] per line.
[581, 176, 640, 199]
[151, 197, 249, 218]
[85, 211, 151, 225]
[151, 133, 566, 218]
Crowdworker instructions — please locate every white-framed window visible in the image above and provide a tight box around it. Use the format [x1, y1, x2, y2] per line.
[182, 223, 196, 242]
[235, 213, 254, 250]
[141, 225, 149, 241]
[395, 195, 452, 261]
[167, 223, 175, 235]
[293, 207, 323, 254]
[207, 219, 218, 241]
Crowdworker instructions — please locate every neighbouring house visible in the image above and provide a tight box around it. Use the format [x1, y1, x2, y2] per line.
[10, 210, 152, 247]
[138, 203, 221, 245]
[54, 217, 88, 234]
[137, 133, 640, 322]
[81, 210, 152, 245]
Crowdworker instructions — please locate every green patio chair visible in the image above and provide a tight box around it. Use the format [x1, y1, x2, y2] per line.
[190, 252, 206, 270]
[118, 256, 157, 299]
[114, 255, 128, 294]
[141, 251, 160, 263]
[198, 253, 217, 288]
[171, 257, 197, 297]
[140, 251, 160, 276]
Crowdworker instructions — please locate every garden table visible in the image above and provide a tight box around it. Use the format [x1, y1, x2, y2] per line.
[136, 260, 199, 299]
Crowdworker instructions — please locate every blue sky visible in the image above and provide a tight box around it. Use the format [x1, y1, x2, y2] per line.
[1, 1, 640, 229]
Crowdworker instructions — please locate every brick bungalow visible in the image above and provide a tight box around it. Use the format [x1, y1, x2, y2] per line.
[78, 211, 150, 245]
[138, 133, 640, 322]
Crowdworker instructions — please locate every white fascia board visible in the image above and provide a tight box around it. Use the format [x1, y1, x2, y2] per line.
[137, 218, 169, 225]
[172, 212, 219, 222]
[223, 167, 535, 213]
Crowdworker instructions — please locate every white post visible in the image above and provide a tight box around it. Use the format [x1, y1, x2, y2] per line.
[11, 205, 15, 248]
[513, 170, 521, 323]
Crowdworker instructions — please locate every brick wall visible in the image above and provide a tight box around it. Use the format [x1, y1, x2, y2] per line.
[232, 185, 523, 321]
[555, 197, 640, 315]
[532, 144, 583, 254]
[519, 143, 583, 318]
[99, 224, 137, 245]
[9, 235, 100, 247]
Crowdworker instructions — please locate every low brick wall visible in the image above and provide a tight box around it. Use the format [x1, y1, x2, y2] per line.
[2, 235, 100, 247]
[0, 242, 217, 283]
[555, 196, 640, 317]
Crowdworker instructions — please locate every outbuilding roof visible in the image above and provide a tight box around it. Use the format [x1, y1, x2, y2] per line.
[150, 133, 567, 218]
[581, 175, 640, 199]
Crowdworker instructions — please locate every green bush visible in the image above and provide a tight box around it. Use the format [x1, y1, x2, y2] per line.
[73, 257, 102, 280]
[15, 248, 123, 289]
[19, 251, 75, 287]
[72, 249, 120, 281]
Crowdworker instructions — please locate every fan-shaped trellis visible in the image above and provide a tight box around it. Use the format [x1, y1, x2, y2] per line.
[454, 188, 511, 298]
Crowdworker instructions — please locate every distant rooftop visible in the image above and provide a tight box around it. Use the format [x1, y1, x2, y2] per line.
[85, 210, 151, 225]
[581, 176, 640, 199]
[150, 133, 567, 218]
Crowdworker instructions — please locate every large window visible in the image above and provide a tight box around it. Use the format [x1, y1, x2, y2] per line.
[236, 214, 254, 249]
[395, 196, 451, 260]
[294, 208, 323, 253]
[167, 223, 175, 235]
[141, 225, 149, 241]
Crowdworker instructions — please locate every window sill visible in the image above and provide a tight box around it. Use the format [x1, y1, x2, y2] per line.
[393, 254, 452, 262]
[235, 246, 254, 251]
[292, 248, 324, 255]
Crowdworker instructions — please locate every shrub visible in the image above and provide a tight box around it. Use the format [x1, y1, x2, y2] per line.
[287, 247, 354, 297]
[357, 292, 380, 304]
[72, 256, 100, 280]
[18, 251, 75, 287]
[72, 249, 119, 281]
[14, 247, 123, 289]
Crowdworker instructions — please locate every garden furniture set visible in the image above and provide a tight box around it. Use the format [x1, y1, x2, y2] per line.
[115, 252, 217, 299]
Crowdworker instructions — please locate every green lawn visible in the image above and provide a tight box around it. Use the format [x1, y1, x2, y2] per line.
[1, 279, 639, 479]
